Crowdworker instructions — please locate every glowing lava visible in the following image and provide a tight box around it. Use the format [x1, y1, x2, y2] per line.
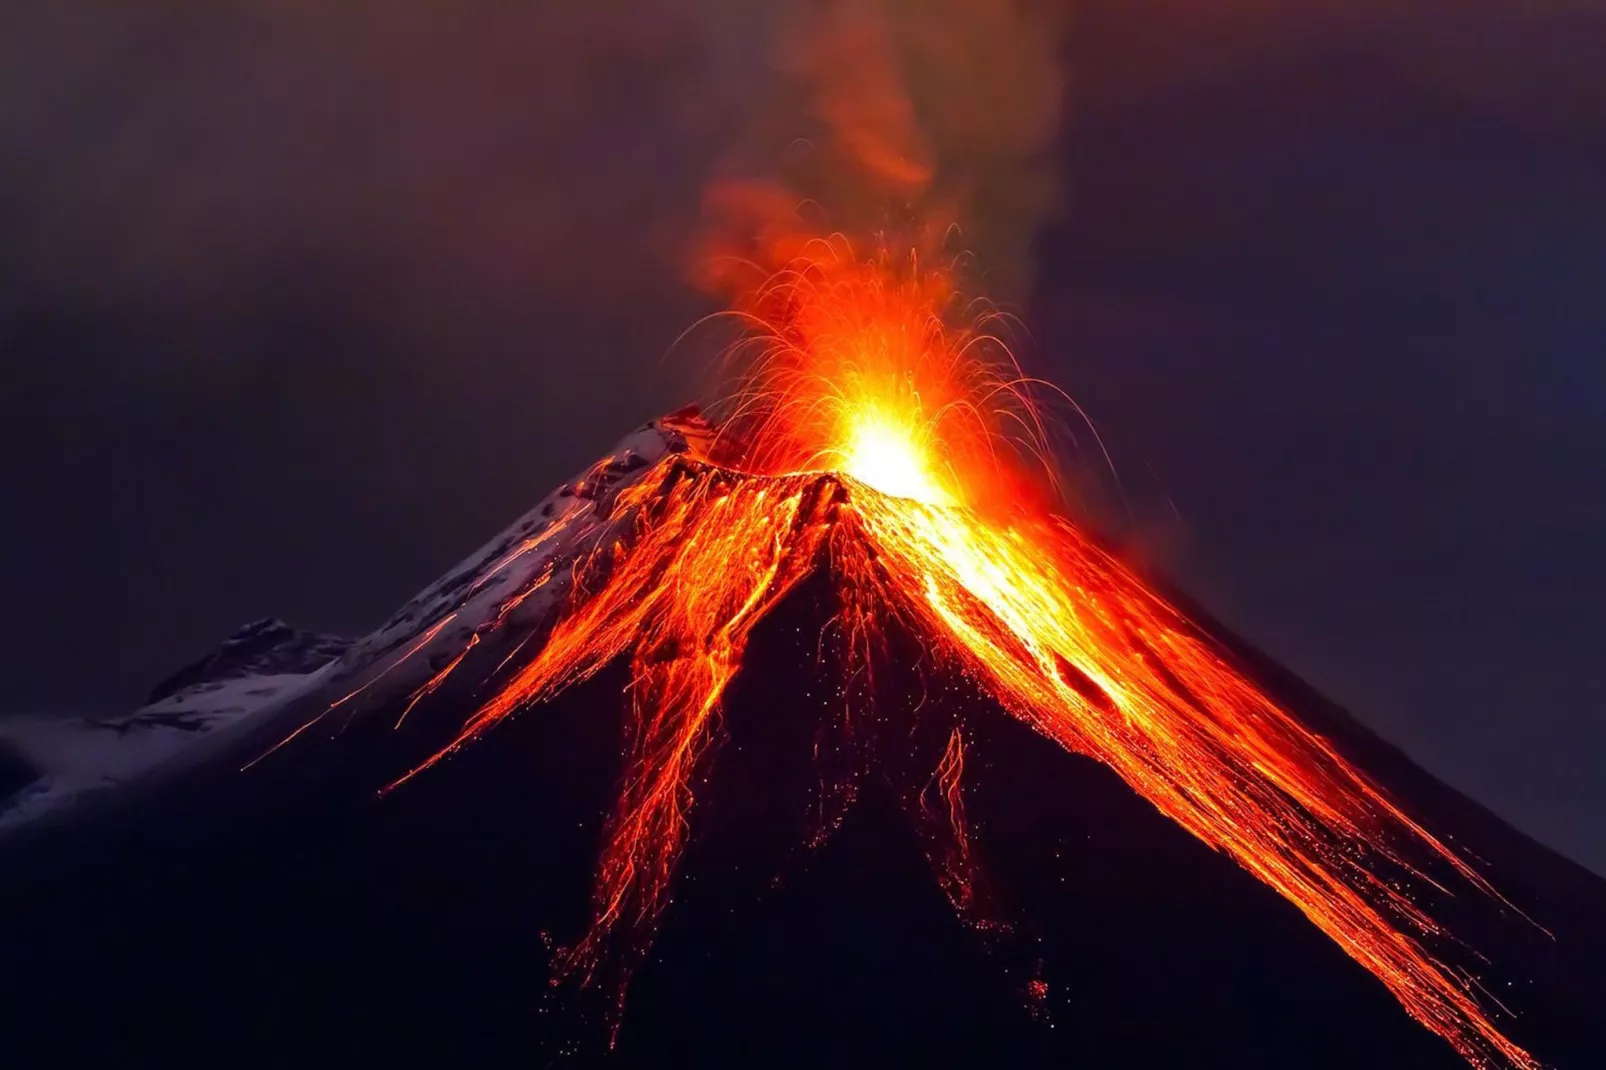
[266, 239, 1537, 1070]
[840, 408, 954, 505]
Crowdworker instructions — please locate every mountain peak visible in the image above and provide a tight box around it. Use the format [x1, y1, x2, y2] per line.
[145, 617, 351, 706]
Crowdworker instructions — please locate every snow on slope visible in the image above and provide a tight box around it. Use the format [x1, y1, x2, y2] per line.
[308, 408, 713, 712]
[0, 668, 336, 834]
[0, 411, 713, 835]
[335, 412, 704, 677]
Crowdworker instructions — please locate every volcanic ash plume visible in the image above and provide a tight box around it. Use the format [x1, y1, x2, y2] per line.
[698, 0, 1067, 301]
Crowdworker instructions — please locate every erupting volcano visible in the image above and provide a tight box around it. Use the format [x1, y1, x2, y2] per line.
[237, 235, 1538, 1069]
[8, 7, 1602, 1069]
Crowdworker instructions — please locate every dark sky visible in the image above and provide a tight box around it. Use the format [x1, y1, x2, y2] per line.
[3, 3, 1603, 874]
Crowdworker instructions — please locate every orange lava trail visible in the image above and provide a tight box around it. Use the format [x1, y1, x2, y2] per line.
[919, 727, 978, 918]
[842, 480, 1534, 1070]
[241, 611, 458, 772]
[394, 634, 480, 730]
[384, 466, 839, 1003]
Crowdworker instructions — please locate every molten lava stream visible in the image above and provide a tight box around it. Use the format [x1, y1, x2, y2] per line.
[835, 480, 1536, 1070]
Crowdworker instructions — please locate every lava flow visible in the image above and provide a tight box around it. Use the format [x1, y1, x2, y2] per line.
[266, 238, 1536, 1069]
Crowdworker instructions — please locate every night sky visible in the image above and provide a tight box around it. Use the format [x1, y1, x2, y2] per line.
[3, 3, 1603, 874]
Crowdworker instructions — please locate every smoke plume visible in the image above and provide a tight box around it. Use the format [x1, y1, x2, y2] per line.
[6, 0, 1590, 367]
[698, 0, 1069, 301]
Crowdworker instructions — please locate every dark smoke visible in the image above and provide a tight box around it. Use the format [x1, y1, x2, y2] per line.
[4, 1, 1600, 371]
[0, 1, 1070, 387]
[703, 0, 1069, 301]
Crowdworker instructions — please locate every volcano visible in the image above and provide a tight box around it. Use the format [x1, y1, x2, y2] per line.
[2, 409, 1603, 1070]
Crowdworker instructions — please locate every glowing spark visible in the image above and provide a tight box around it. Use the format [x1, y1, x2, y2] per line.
[840, 407, 954, 505]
